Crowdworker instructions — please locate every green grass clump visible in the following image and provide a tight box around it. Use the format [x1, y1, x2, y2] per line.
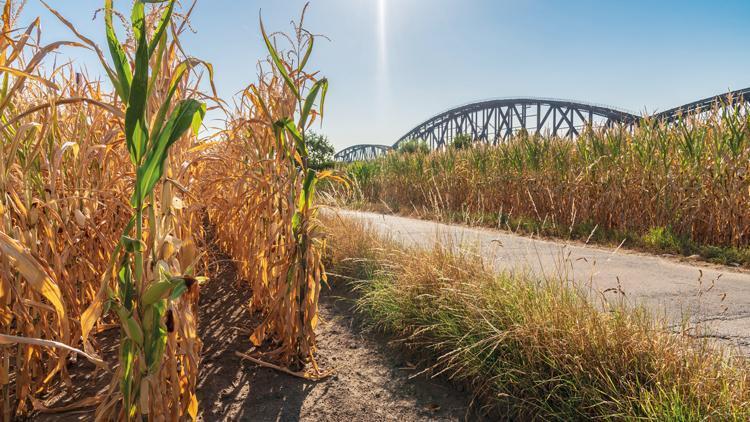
[643, 226, 681, 252]
[325, 217, 750, 420]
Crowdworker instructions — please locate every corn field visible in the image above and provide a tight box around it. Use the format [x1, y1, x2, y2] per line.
[0, 1, 330, 420]
[338, 107, 750, 252]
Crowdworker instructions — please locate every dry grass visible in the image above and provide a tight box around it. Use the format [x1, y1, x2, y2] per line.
[324, 215, 750, 420]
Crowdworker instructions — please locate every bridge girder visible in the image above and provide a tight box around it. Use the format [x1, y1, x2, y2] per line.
[333, 144, 392, 162]
[334, 88, 750, 163]
[651, 87, 750, 123]
[394, 98, 639, 151]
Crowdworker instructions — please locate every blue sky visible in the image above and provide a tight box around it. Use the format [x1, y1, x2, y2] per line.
[20, 0, 750, 151]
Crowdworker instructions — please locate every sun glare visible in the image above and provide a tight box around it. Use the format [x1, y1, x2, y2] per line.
[377, 0, 387, 78]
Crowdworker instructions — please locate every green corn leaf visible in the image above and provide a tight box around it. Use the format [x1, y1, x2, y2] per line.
[150, 58, 210, 142]
[299, 78, 328, 131]
[149, 60, 190, 142]
[291, 211, 302, 235]
[124, 0, 150, 165]
[319, 76, 329, 116]
[259, 15, 299, 98]
[275, 118, 306, 160]
[144, 300, 167, 374]
[166, 276, 204, 300]
[117, 256, 134, 311]
[120, 235, 144, 253]
[169, 281, 187, 300]
[149, 322, 167, 374]
[131, 1, 146, 41]
[132, 100, 206, 206]
[298, 36, 314, 73]
[148, 0, 175, 56]
[147, 16, 168, 97]
[120, 339, 135, 417]
[115, 305, 144, 346]
[291, 171, 318, 242]
[297, 168, 318, 211]
[191, 106, 203, 136]
[271, 118, 291, 160]
[104, 0, 132, 102]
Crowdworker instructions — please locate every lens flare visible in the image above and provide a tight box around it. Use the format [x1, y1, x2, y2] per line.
[377, 0, 387, 72]
[376, 0, 388, 121]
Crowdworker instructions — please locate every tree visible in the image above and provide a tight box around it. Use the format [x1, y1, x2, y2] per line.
[397, 139, 430, 154]
[305, 131, 335, 170]
[450, 134, 473, 150]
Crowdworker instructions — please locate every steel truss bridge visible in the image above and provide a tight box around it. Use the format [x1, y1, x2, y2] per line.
[334, 87, 750, 162]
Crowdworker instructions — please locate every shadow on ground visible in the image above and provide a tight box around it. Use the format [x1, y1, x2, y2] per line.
[25, 225, 482, 421]
[198, 231, 482, 421]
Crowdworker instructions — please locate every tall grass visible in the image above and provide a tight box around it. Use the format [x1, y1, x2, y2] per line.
[325, 215, 750, 420]
[337, 108, 750, 262]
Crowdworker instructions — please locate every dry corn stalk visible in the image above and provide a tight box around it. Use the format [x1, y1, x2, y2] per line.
[0, 1, 133, 416]
[198, 6, 341, 371]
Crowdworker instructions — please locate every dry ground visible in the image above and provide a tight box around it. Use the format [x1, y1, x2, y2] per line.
[195, 244, 479, 421]
[26, 232, 479, 421]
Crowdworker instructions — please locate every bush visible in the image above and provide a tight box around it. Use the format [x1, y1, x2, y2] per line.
[643, 226, 681, 252]
[397, 139, 430, 154]
[450, 134, 473, 150]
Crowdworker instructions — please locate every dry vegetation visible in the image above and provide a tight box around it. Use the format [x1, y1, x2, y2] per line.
[0, 0, 329, 419]
[334, 107, 750, 265]
[2, 0, 749, 420]
[324, 215, 750, 420]
[199, 9, 339, 372]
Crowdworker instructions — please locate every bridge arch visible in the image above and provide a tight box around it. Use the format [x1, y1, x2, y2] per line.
[651, 87, 750, 122]
[394, 98, 639, 150]
[333, 144, 392, 162]
[334, 88, 750, 162]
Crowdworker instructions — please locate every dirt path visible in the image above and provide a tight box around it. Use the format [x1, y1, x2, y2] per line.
[197, 245, 478, 421]
[332, 209, 750, 353]
[29, 234, 478, 421]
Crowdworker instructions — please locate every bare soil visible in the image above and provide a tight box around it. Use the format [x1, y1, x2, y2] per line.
[196, 243, 479, 421]
[24, 238, 479, 421]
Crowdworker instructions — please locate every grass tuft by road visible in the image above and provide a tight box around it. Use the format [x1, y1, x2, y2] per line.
[324, 214, 750, 420]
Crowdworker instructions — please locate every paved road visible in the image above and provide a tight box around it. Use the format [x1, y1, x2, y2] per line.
[332, 209, 750, 352]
